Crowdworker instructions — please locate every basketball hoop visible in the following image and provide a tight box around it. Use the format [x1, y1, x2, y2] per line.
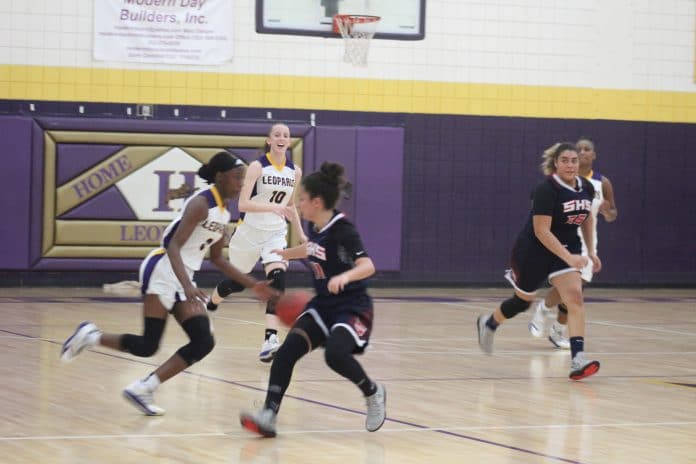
[333, 14, 380, 66]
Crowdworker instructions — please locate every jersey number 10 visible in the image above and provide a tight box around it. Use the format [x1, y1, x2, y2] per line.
[269, 190, 287, 203]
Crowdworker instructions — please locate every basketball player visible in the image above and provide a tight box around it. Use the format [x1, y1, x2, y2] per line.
[476, 142, 602, 380]
[60, 152, 275, 415]
[528, 137, 618, 348]
[207, 122, 306, 363]
[239, 162, 386, 437]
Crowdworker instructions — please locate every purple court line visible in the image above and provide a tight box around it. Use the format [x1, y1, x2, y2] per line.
[2, 328, 587, 464]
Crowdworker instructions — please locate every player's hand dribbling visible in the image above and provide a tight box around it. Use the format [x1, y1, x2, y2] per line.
[272, 248, 291, 260]
[328, 274, 349, 294]
[251, 280, 278, 302]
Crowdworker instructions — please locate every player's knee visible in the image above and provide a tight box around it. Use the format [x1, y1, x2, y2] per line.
[217, 279, 245, 298]
[500, 294, 531, 319]
[121, 334, 160, 357]
[177, 316, 215, 365]
[562, 292, 584, 313]
[324, 328, 355, 372]
[274, 331, 308, 365]
[324, 344, 352, 372]
[265, 268, 287, 315]
[120, 317, 165, 357]
[267, 268, 287, 292]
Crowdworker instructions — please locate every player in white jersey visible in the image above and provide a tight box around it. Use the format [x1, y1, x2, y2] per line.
[60, 152, 275, 416]
[207, 123, 306, 362]
[528, 137, 618, 348]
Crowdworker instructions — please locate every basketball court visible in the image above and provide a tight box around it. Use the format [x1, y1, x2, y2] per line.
[1, 287, 694, 463]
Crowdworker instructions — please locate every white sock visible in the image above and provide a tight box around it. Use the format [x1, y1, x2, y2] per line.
[143, 373, 161, 390]
[88, 331, 102, 346]
[211, 288, 224, 305]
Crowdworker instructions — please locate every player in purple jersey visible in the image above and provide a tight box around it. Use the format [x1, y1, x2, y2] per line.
[239, 162, 386, 437]
[60, 152, 276, 415]
[476, 142, 602, 380]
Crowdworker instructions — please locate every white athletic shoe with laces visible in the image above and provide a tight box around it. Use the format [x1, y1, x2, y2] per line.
[259, 334, 281, 363]
[365, 383, 387, 432]
[123, 379, 165, 416]
[60, 321, 101, 363]
[548, 322, 570, 349]
[528, 301, 552, 338]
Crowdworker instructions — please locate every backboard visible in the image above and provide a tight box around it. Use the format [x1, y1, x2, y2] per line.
[256, 0, 426, 40]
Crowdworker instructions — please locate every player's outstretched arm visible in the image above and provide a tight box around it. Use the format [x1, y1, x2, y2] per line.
[272, 243, 309, 261]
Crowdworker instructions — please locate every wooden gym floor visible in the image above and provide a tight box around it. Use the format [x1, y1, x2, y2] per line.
[0, 286, 694, 463]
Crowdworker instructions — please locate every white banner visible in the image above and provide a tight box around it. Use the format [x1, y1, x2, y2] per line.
[94, 0, 233, 65]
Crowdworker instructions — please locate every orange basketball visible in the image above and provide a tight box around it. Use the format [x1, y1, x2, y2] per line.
[275, 290, 312, 327]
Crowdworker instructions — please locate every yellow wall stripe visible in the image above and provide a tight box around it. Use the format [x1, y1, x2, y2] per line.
[2, 65, 696, 123]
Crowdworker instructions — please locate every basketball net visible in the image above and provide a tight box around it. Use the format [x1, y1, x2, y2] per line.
[333, 14, 380, 66]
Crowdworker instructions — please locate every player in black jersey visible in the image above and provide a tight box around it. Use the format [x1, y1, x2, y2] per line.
[476, 142, 602, 380]
[240, 162, 386, 437]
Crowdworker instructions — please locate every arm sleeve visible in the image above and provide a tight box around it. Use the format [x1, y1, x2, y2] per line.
[336, 222, 370, 260]
[532, 181, 557, 216]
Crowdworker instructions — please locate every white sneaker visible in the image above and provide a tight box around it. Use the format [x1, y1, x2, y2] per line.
[548, 322, 570, 349]
[259, 334, 281, 363]
[60, 321, 101, 363]
[365, 383, 386, 432]
[476, 315, 496, 354]
[240, 408, 277, 437]
[569, 352, 600, 380]
[123, 379, 165, 416]
[528, 301, 551, 338]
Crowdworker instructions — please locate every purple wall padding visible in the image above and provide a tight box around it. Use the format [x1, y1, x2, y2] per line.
[314, 126, 404, 271]
[355, 127, 403, 270]
[57, 144, 124, 185]
[315, 127, 357, 218]
[60, 185, 137, 220]
[0, 117, 32, 269]
[29, 121, 44, 266]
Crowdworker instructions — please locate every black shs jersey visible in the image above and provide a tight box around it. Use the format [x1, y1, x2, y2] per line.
[306, 212, 370, 301]
[516, 174, 596, 253]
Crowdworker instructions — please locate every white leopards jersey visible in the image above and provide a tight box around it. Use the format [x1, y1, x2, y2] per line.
[241, 153, 297, 231]
[157, 185, 230, 271]
[579, 170, 604, 255]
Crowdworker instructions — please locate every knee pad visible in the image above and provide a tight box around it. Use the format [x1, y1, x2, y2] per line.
[217, 278, 246, 298]
[177, 316, 215, 365]
[558, 303, 568, 315]
[121, 317, 165, 357]
[500, 294, 531, 319]
[324, 334, 354, 373]
[268, 268, 286, 291]
[265, 268, 287, 315]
